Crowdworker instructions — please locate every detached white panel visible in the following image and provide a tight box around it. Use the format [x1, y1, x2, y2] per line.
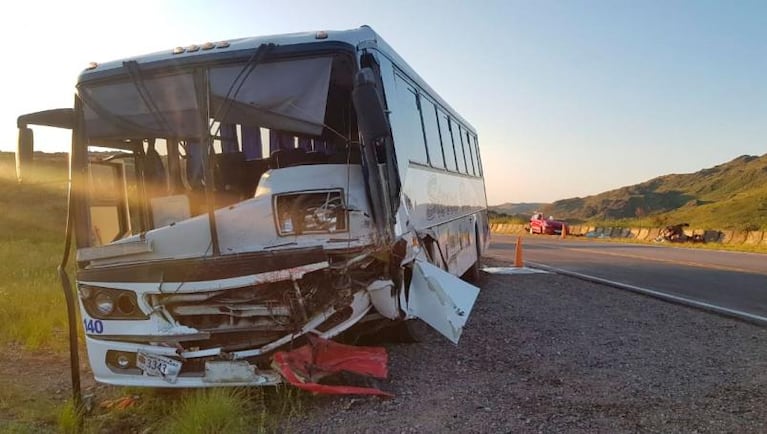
[407, 260, 480, 344]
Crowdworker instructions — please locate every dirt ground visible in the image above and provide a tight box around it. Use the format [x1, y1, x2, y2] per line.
[287, 258, 767, 433]
[0, 342, 102, 430]
[3, 256, 767, 433]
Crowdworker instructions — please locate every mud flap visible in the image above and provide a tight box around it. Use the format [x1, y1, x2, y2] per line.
[406, 260, 480, 344]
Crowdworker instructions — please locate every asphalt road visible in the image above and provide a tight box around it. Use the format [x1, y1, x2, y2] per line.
[486, 233, 767, 320]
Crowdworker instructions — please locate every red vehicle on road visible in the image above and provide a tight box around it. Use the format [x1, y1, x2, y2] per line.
[529, 213, 566, 235]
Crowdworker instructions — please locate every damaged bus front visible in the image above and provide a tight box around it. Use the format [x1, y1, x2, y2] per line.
[17, 27, 487, 389]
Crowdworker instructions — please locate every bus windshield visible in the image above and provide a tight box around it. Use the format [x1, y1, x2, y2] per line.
[78, 52, 361, 247]
[80, 56, 337, 140]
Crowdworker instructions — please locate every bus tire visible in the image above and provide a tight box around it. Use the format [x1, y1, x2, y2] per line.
[398, 320, 435, 343]
[462, 227, 482, 283]
[352, 319, 432, 344]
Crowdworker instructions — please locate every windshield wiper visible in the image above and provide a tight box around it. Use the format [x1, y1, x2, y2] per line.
[123, 60, 174, 134]
[209, 43, 272, 138]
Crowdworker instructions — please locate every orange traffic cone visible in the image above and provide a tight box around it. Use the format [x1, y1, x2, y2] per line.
[514, 236, 523, 267]
[561, 224, 567, 239]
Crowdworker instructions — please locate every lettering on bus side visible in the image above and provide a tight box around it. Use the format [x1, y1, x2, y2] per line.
[426, 177, 459, 221]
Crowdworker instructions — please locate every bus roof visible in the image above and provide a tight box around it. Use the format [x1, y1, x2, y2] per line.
[78, 26, 375, 79]
[78, 25, 475, 134]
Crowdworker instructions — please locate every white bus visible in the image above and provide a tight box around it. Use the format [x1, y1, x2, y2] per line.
[17, 26, 488, 389]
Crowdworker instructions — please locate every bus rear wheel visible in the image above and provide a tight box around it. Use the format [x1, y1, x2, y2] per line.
[462, 227, 482, 283]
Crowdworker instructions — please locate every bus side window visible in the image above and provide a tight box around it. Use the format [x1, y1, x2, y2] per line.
[143, 141, 167, 196]
[215, 151, 245, 201]
[389, 72, 428, 164]
[184, 140, 205, 191]
[473, 135, 483, 177]
[439, 112, 457, 171]
[88, 161, 129, 245]
[465, 130, 476, 176]
[420, 97, 445, 169]
[456, 124, 468, 174]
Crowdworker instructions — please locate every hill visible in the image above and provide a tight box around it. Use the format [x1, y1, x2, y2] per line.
[490, 202, 547, 216]
[536, 154, 767, 230]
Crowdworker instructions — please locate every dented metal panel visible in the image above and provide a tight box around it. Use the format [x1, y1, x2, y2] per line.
[406, 260, 480, 344]
[171, 305, 291, 317]
[203, 361, 281, 385]
[76, 240, 152, 262]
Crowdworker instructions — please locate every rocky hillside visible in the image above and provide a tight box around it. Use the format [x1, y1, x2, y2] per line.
[494, 154, 767, 230]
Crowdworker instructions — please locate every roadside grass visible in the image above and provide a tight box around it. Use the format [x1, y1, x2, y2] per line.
[0, 154, 82, 432]
[164, 388, 259, 433]
[0, 421, 55, 434]
[0, 155, 69, 351]
[54, 386, 306, 433]
[579, 235, 767, 254]
[0, 378, 63, 434]
[583, 210, 767, 233]
[0, 239, 69, 350]
[56, 400, 82, 434]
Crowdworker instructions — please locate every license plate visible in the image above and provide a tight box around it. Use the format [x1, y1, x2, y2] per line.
[136, 351, 182, 384]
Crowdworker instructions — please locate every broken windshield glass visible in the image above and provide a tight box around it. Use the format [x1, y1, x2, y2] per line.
[209, 57, 332, 135]
[81, 72, 201, 139]
[80, 56, 334, 141]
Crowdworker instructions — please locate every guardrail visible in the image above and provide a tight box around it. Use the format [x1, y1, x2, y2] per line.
[490, 223, 767, 247]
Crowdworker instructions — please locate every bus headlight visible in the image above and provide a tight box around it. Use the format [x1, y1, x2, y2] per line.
[79, 285, 148, 320]
[94, 292, 115, 316]
[274, 190, 347, 236]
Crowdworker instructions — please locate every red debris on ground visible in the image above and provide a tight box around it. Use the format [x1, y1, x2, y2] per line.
[272, 335, 392, 397]
[100, 395, 139, 410]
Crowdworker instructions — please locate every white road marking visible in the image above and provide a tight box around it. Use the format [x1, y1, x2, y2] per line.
[527, 261, 767, 326]
[482, 266, 549, 275]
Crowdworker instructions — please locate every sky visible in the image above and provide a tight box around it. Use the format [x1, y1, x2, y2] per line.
[2, 0, 765, 204]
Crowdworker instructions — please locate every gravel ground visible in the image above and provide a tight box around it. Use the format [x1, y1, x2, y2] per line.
[287, 258, 767, 433]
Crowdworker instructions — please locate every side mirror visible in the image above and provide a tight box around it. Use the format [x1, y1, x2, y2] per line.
[352, 68, 390, 144]
[16, 127, 34, 183]
[15, 108, 75, 183]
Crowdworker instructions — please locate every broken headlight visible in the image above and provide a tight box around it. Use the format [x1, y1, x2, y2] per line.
[274, 190, 347, 236]
[79, 285, 149, 320]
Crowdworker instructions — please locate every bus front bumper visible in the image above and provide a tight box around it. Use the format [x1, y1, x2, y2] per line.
[84, 336, 283, 388]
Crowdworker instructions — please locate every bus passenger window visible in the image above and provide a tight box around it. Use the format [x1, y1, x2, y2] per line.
[456, 124, 468, 174]
[184, 140, 205, 190]
[473, 135, 483, 176]
[269, 130, 296, 152]
[241, 125, 263, 161]
[421, 98, 444, 169]
[389, 73, 428, 164]
[141, 139, 167, 197]
[466, 131, 476, 176]
[220, 123, 239, 153]
[439, 113, 457, 171]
